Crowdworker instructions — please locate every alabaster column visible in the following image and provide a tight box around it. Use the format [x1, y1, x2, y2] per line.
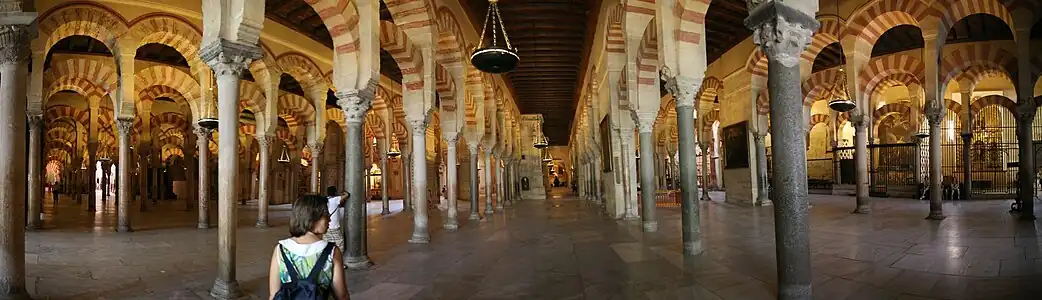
[851, 115, 871, 213]
[495, 158, 505, 210]
[338, 89, 374, 269]
[408, 120, 430, 243]
[926, 110, 945, 220]
[256, 135, 273, 227]
[444, 139, 459, 230]
[380, 145, 390, 215]
[483, 149, 494, 215]
[0, 24, 32, 299]
[27, 115, 44, 229]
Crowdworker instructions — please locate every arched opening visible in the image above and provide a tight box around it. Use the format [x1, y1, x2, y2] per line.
[135, 43, 189, 68]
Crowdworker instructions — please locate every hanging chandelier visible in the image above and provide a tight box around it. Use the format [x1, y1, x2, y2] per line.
[542, 150, 553, 163]
[828, 69, 855, 113]
[533, 134, 548, 149]
[471, 0, 518, 73]
[277, 146, 290, 163]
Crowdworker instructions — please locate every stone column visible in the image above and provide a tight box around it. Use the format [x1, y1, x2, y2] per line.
[1016, 104, 1035, 219]
[700, 143, 712, 201]
[753, 133, 770, 205]
[309, 142, 322, 193]
[256, 135, 272, 227]
[0, 23, 31, 298]
[195, 126, 212, 228]
[116, 118, 134, 232]
[444, 138, 459, 230]
[203, 44, 258, 299]
[380, 141, 390, 215]
[408, 119, 430, 243]
[468, 145, 481, 220]
[851, 113, 870, 213]
[664, 74, 703, 254]
[87, 141, 98, 212]
[959, 86, 972, 200]
[338, 91, 374, 269]
[27, 115, 43, 229]
[495, 159, 505, 210]
[746, 4, 817, 298]
[138, 149, 148, 211]
[925, 107, 945, 220]
[403, 152, 412, 212]
[636, 119, 658, 232]
[483, 149, 494, 214]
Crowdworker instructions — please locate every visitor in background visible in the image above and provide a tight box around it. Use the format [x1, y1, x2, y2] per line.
[323, 186, 348, 251]
[267, 194, 349, 299]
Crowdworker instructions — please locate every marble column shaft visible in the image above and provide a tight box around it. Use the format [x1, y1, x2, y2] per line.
[87, 141, 98, 212]
[747, 5, 816, 298]
[1016, 107, 1035, 219]
[495, 159, 505, 210]
[210, 55, 249, 299]
[409, 120, 430, 243]
[381, 146, 390, 215]
[339, 90, 374, 269]
[27, 115, 44, 229]
[310, 143, 322, 193]
[468, 146, 481, 220]
[0, 25, 31, 298]
[444, 141, 459, 230]
[483, 150, 494, 214]
[753, 134, 769, 204]
[852, 116, 871, 213]
[675, 103, 702, 254]
[256, 136, 272, 227]
[637, 126, 658, 232]
[116, 119, 134, 232]
[926, 113, 944, 220]
[195, 127, 211, 229]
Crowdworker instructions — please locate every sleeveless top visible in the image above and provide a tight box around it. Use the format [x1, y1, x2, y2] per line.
[276, 239, 334, 287]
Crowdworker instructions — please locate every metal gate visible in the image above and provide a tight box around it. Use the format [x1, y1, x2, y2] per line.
[969, 104, 1018, 198]
[869, 143, 918, 197]
[834, 146, 855, 184]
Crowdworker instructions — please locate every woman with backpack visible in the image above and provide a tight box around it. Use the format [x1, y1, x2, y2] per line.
[268, 194, 350, 300]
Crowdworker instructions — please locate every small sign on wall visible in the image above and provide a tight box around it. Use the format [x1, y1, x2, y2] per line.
[723, 121, 749, 169]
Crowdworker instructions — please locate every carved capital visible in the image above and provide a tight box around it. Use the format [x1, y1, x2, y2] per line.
[193, 124, 213, 140]
[848, 110, 866, 128]
[924, 99, 946, 124]
[663, 69, 702, 109]
[309, 142, 323, 155]
[746, 2, 818, 68]
[336, 89, 374, 125]
[1016, 102, 1036, 123]
[116, 118, 134, 136]
[201, 40, 261, 77]
[28, 114, 43, 130]
[256, 135, 274, 150]
[0, 25, 31, 65]
[408, 119, 427, 134]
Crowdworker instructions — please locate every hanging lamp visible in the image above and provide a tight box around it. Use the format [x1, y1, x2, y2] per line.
[533, 134, 548, 149]
[470, 0, 519, 73]
[542, 150, 553, 163]
[387, 135, 401, 158]
[277, 146, 290, 163]
[198, 73, 219, 129]
[828, 72, 855, 113]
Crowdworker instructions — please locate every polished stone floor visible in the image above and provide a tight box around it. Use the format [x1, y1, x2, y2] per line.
[23, 190, 1042, 299]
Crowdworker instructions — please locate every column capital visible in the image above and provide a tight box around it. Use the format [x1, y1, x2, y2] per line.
[336, 87, 376, 125]
[0, 25, 32, 65]
[308, 142, 323, 154]
[924, 99, 946, 124]
[116, 117, 134, 136]
[467, 143, 479, 155]
[28, 114, 43, 129]
[662, 68, 702, 109]
[745, 1, 819, 68]
[256, 135, 274, 149]
[1016, 102, 1036, 123]
[408, 118, 427, 133]
[200, 40, 261, 77]
[193, 124, 213, 139]
[849, 110, 867, 128]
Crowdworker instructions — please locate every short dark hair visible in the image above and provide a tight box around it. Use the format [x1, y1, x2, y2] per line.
[326, 186, 338, 197]
[289, 194, 329, 237]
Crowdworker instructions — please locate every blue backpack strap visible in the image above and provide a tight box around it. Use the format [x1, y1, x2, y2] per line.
[306, 243, 336, 282]
[278, 244, 301, 281]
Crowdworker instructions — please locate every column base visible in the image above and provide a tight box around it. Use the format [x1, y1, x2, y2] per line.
[116, 225, 133, 233]
[0, 288, 31, 300]
[408, 234, 430, 244]
[25, 223, 41, 231]
[778, 284, 812, 300]
[852, 204, 872, 214]
[198, 223, 210, 229]
[757, 199, 773, 206]
[381, 209, 391, 215]
[484, 209, 494, 215]
[925, 211, 946, 220]
[495, 204, 504, 210]
[683, 240, 704, 256]
[642, 221, 658, 232]
[468, 212, 481, 220]
[624, 215, 639, 221]
[254, 222, 270, 228]
[443, 223, 459, 231]
[209, 278, 243, 300]
[345, 256, 374, 270]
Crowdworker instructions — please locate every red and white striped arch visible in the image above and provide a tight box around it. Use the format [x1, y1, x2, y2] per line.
[844, 0, 932, 46]
[44, 58, 118, 106]
[940, 43, 1017, 89]
[434, 7, 465, 66]
[637, 19, 659, 88]
[380, 21, 425, 92]
[859, 54, 925, 100]
[277, 92, 317, 130]
[801, 16, 844, 64]
[933, 0, 1016, 43]
[137, 85, 192, 118]
[970, 94, 1018, 115]
[125, 13, 205, 73]
[135, 65, 201, 117]
[435, 65, 456, 112]
[276, 52, 329, 92]
[36, 2, 128, 54]
[803, 69, 844, 106]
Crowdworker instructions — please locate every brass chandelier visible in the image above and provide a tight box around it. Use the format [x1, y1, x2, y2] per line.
[470, 0, 518, 73]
